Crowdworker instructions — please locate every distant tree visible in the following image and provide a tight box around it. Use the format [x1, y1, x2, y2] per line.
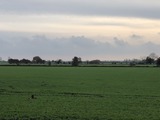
[8, 59, 12, 64]
[48, 61, 51, 66]
[72, 56, 81, 66]
[20, 59, 31, 64]
[148, 53, 158, 60]
[55, 59, 62, 64]
[156, 57, 160, 67]
[57, 59, 62, 64]
[42, 60, 46, 64]
[146, 57, 155, 64]
[129, 62, 136, 67]
[89, 60, 101, 64]
[145, 53, 158, 65]
[139, 59, 146, 64]
[32, 56, 44, 64]
[8, 59, 20, 65]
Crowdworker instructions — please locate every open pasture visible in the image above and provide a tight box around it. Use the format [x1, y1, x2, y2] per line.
[0, 67, 160, 119]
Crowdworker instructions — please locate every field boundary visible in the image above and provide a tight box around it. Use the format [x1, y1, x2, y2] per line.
[0, 64, 158, 67]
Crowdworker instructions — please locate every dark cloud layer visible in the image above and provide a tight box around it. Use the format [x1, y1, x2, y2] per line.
[0, 0, 160, 19]
[0, 32, 160, 60]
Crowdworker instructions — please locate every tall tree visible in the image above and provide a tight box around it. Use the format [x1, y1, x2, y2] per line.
[32, 56, 44, 64]
[146, 57, 154, 64]
[149, 53, 158, 60]
[72, 56, 81, 66]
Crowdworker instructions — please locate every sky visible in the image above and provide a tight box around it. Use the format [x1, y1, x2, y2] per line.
[0, 0, 160, 61]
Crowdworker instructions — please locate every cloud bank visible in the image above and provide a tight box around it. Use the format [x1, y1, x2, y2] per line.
[0, 0, 160, 19]
[0, 32, 160, 60]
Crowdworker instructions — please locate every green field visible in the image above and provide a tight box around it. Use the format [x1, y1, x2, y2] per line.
[0, 67, 160, 120]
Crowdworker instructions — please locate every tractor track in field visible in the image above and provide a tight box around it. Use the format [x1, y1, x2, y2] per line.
[1, 89, 160, 99]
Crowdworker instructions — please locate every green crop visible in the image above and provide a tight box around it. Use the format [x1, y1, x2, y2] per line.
[0, 67, 160, 119]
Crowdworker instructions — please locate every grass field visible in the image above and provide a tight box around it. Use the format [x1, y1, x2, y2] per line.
[0, 67, 160, 120]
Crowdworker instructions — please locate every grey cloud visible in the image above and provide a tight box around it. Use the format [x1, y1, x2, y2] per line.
[130, 34, 143, 39]
[114, 37, 128, 47]
[0, 0, 160, 19]
[141, 42, 160, 53]
[1, 32, 160, 60]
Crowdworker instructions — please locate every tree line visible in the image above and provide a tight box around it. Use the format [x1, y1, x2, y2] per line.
[6, 53, 160, 67]
[8, 56, 44, 65]
[7, 56, 82, 66]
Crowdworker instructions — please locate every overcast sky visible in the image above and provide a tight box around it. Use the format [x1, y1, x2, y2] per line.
[0, 0, 160, 60]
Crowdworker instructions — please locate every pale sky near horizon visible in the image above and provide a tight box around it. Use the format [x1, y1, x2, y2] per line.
[0, 0, 160, 61]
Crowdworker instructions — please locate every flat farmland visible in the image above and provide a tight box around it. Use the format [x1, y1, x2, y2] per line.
[0, 67, 160, 120]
